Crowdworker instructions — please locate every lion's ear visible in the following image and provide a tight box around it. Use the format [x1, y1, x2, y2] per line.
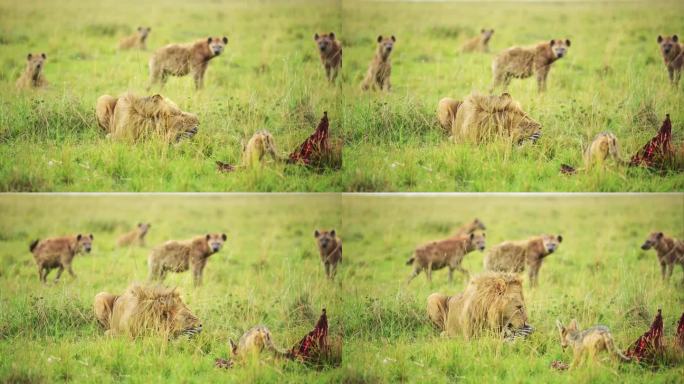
[151, 94, 163, 103]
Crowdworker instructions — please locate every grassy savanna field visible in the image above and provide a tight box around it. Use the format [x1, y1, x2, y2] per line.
[0, 0, 682, 192]
[0, 193, 683, 383]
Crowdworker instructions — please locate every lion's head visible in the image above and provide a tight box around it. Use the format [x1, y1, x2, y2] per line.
[459, 272, 528, 338]
[95, 284, 202, 338]
[453, 93, 542, 144]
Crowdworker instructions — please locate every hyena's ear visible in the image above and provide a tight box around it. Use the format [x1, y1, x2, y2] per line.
[557, 235, 563, 243]
[549, 39, 555, 46]
[89, 233, 94, 240]
[41, 53, 46, 59]
[138, 26, 143, 31]
[138, 222, 143, 227]
[27, 53, 32, 60]
[470, 233, 475, 240]
[330, 229, 336, 237]
[377, 35, 383, 43]
[329, 32, 335, 39]
[491, 29, 495, 34]
[481, 28, 485, 33]
[656, 232, 664, 239]
[147, 27, 151, 32]
[482, 232, 486, 238]
[314, 33, 319, 40]
[206, 234, 211, 240]
[147, 223, 151, 228]
[77, 234, 82, 241]
[391, 35, 396, 42]
[222, 36, 228, 44]
[207, 37, 213, 44]
[673, 35, 679, 43]
[221, 233, 227, 241]
[314, 230, 320, 238]
[657, 35, 663, 43]
[565, 39, 571, 47]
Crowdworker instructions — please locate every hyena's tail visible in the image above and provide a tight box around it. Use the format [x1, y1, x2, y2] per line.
[604, 334, 631, 362]
[29, 239, 40, 252]
[426, 293, 450, 331]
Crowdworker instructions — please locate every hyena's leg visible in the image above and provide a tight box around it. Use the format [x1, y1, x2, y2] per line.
[325, 65, 332, 82]
[66, 262, 76, 278]
[54, 265, 64, 281]
[666, 263, 674, 282]
[324, 262, 331, 279]
[331, 66, 339, 82]
[536, 69, 549, 92]
[193, 63, 208, 90]
[489, 71, 507, 93]
[192, 266, 203, 287]
[426, 262, 433, 282]
[329, 262, 338, 279]
[668, 67, 675, 85]
[448, 267, 454, 283]
[660, 262, 667, 281]
[406, 265, 421, 284]
[528, 266, 540, 287]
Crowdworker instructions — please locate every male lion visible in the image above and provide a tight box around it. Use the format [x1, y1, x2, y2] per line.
[95, 93, 199, 142]
[444, 93, 542, 144]
[93, 283, 202, 338]
[427, 272, 529, 339]
[484, 234, 563, 287]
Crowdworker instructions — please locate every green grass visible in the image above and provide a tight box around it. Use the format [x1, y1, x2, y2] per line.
[1, 0, 683, 191]
[1, 194, 683, 383]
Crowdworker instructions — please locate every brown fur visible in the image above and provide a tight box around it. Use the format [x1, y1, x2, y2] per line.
[361, 35, 395, 91]
[119, 27, 151, 50]
[483, 234, 563, 287]
[95, 93, 199, 142]
[148, 233, 227, 286]
[407, 232, 486, 284]
[242, 130, 282, 167]
[657, 35, 683, 86]
[315, 229, 342, 279]
[450, 92, 542, 144]
[230, 326, 288, 360]
[454, 218, 487, 236]
[30, 234, 93, 283]
[93, 284, 201, 338]
[461, 29, 494, 53]
[584, 132, 624, 170]
[556, 319, 630, 368]
[641, 232, 684, 283]
[16, 53, 47, 89]
[437, 98, 462, 132]
[148, 36, 227, 89]
[491, 39, 571, 92]
[117, 223, 151, 247]
[427, 272, 528, 339]
[314, 32, 342, 82]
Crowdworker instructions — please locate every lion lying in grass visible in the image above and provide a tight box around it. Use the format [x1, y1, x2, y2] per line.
[439, 93, 541, 144]
[427, 272, 531, 340]
[93, 283, 202, 338]
[95, 93, 199, 142]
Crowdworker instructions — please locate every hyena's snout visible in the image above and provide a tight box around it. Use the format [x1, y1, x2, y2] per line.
[641, 242, 652, 250]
